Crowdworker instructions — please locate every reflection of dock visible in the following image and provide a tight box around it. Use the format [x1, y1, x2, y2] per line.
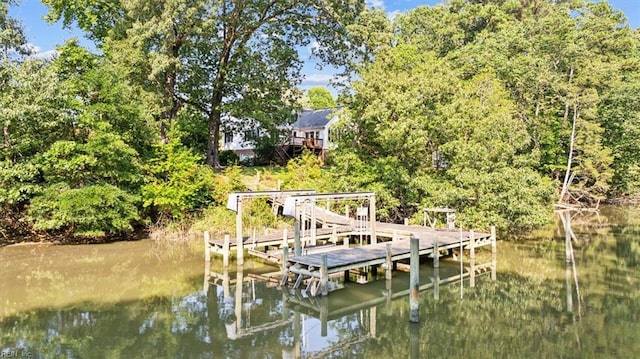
[204, 254, 494, 357]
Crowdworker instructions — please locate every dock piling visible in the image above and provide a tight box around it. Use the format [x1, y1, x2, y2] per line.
[294, 219, 301, 256]
[236, 199, 244, 266]
[385, 243, 392, 280]
[409, 237, 420, 323]
[320, 254, 328, 296]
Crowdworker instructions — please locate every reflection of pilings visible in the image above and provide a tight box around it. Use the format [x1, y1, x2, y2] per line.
[204, 261, 210, 293]
[491, 226, 497, 281]
[294, 311, 301, 358]
[223, 234, 230, 268]
[223, 267, 230, 298]
[235, 268, 243, 333]
[410, 323, 420, 359]
[564, 212, 571, 263]
[434, 238, 439, 300]
[204, 231, 211, 262]
[566, 263, 573, 313]
[470, 230, 476, 288]
[459, 229, 464, 299]
[320, 296, 329, 337]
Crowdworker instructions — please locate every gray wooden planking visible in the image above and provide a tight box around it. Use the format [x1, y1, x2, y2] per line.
[287, 228, 490, 270]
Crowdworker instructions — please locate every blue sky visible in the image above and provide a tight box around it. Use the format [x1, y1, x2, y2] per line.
[9, 0, 640, 93]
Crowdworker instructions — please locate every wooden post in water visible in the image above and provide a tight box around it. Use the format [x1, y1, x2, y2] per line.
[469, 230, 476, 288]
[320, 254, 328, 296]
[236, 198, 244, 266]
[223, 234, 230, 268]
[409, 237, 420, 323]
[386, 243, 393, 280]
[490, 226, 497, 281]
[311, 198, 317, 246]
[282, 245, 289, 269]
[252, 228, 257, 249]
[281, 230, 290, 286]
[433, 238, 439, 269]
[204, 231, 211, 262]
[370, 194, 377, 244]
[294, 219, 301, 257]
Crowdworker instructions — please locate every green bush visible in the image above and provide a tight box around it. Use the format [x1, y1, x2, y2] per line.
[219, 150, 240, 166]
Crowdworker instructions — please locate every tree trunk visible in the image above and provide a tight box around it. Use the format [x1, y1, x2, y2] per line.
[207, 109, 222, 170]
[559, 104, 579, 203]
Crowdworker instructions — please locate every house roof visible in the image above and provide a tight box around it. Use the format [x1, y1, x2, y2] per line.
[292, 108, 339, 128]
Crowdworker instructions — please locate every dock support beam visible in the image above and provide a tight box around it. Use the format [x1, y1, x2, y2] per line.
[409, 237, 420, 323]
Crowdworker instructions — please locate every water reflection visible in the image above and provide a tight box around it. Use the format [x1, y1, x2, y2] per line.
[1, 206, 639, 358]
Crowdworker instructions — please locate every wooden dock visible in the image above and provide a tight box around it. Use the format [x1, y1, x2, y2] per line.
[204, 191, 497, 297]
[282, 226, 495, 296]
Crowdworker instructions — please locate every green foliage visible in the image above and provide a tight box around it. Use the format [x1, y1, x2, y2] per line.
[29, 183, 139, 235]
[43, 0, 365, 167]
[306, 87, 336, 110]
[0, 40, 155, 240]
[331, 37, 554, 230]
[142, 136, 216, 221]
[218, 150, 240, 167]
[281, 151, 328, 191]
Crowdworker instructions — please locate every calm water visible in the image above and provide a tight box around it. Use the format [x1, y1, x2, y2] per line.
[1, 207, 639, 358]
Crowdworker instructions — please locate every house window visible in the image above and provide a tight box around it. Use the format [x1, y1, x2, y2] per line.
[224, 131, 233, 144]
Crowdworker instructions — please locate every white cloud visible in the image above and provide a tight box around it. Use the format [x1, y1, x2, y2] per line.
[302, 74, 334, 85]
[367, 0, 385, 9]
[308, 40, 323, 56]
[387, 10, 401, 20]
[31, 49, 58, 60]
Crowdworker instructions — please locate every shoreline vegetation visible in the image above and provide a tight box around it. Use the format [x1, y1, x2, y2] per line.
[3, 1, 639, 247]
[2, 162, 638, 248]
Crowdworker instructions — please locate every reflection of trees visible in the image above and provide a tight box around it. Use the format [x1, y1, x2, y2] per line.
[2, 209, 639, 358]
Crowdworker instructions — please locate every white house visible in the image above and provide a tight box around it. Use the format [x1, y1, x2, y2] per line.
[222, 108, 340, 162]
